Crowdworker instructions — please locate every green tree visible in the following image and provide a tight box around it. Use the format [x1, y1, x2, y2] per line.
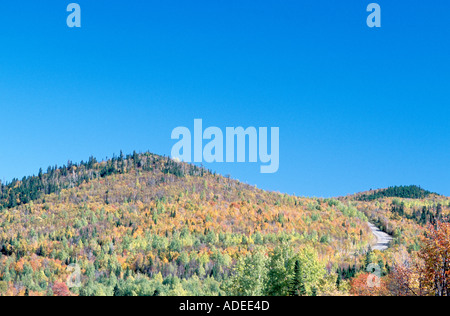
[297, 247, 326, 295]
[336, 273, 342, 290]
[364, 246, 375, 269]
[291, 260, 307, 296]
[265, 244, 296, 296]
[226, 248, 268, 296]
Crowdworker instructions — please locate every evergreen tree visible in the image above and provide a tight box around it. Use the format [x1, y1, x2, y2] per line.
[113, 284, 120, 296]
[336, 273, 342, 290]
[364, 246, 374, 269]
[290, 260, 307, 296]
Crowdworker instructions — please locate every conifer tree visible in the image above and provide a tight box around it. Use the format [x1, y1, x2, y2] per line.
[336, 273, 342, 290]
[290, 260, 307, 296]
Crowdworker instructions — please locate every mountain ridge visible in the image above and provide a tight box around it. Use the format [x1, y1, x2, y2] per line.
[0, 152, 444, 210]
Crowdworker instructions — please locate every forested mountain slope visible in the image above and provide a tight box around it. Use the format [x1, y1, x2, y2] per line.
[353, 185, 438, 202]
[343, 190, 450, 296]
[0, 152, 375, 296]
[1, 152, 449, 296]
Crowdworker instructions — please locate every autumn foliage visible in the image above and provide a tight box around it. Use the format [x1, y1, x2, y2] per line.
[419, 222, 450, 296]
[52, 282, 73, 297]
[0, 152, 449, 296]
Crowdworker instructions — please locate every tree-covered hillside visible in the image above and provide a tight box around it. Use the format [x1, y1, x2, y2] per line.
[356, 185, 437, 202]
[0, 152, 376, 296]
[1, 153, 449, 296]
[0, 151, 190, 209]
[349, 193, 450, 296]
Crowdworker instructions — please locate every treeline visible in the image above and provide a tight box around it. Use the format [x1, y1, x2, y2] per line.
[358, 185, 436, 202]
[0, 151, 204, 210]
[0, 243, 332, 296]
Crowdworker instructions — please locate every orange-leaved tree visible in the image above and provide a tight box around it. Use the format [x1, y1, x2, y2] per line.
[419, 221, 450, 296]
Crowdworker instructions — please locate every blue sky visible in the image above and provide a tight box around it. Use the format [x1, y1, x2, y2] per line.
[0, 1, 449, 197]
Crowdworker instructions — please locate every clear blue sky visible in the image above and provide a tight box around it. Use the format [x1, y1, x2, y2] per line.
[0, 1, 449, 197]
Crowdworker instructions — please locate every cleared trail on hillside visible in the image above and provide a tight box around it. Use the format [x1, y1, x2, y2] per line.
[368, 222, 393, 251]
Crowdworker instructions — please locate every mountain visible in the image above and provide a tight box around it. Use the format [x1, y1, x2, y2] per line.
[0, 152, 449, 296]
[353, 185, 438, 202]
[348, 187, 449, 252]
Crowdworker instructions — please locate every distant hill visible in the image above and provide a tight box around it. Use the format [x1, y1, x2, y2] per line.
[349, 186, 449, 256]
[355, 185, 438, 201]
[0, 151, 193, 210]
